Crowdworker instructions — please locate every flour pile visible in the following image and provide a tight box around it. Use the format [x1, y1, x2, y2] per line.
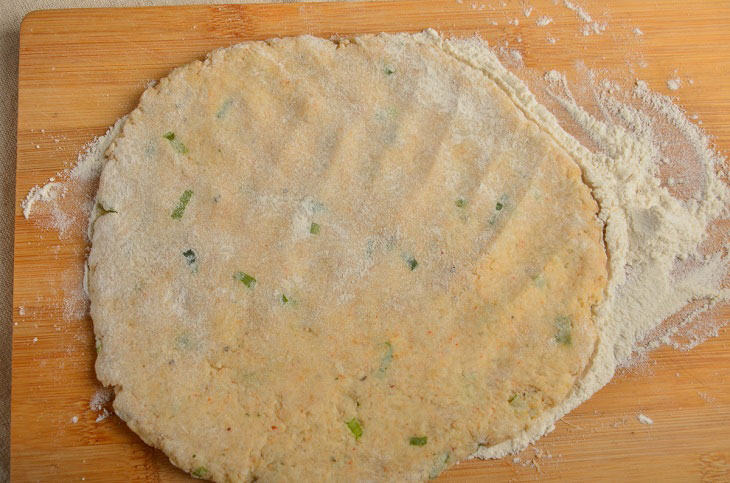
[22, 30, 729, 464]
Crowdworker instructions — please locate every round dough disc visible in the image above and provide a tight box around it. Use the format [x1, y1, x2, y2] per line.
[89, 32, 606, 481]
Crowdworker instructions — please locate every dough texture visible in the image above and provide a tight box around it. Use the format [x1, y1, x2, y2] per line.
[88, 31, 606, 481]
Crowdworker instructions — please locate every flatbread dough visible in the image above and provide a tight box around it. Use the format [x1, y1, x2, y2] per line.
[88, 32, 606, 481]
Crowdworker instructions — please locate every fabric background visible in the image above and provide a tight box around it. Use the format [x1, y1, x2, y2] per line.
[0, 1, 380, 480]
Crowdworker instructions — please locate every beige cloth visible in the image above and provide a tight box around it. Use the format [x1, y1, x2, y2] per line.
[0, 1, 377, 480]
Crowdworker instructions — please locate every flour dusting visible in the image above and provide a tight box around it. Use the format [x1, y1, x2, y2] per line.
[562, 0, 606, 36]
[20, 118, 126, 237]
[90, 387, 113, 411]
[637, 413, 654, 425]
[536, 16, 553, 27]
[21, 182, 64, 219]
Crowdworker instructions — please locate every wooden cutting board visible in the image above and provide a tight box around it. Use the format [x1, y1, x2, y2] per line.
[13, 0, 730, 481]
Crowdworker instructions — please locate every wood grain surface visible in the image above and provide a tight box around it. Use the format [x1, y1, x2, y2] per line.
[13, 1, 730, 481]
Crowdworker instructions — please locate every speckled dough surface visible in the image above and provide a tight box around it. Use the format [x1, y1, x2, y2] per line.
[88, 31, 607, 481]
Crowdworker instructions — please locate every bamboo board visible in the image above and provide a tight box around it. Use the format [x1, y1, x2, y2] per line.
[13, 0, 730, 481]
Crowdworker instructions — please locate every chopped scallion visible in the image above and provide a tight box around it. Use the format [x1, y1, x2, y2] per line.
[234, 271, 256, 288]
[163, 131, 189, 154]
[171, 190, 193, 219]
[346, 418, 363, 440]
[191, 466, 208, 478]
[378, 341, 393, 374]
[183, 249, 197, 266]
[555, 315, 572, 345]
[409, 436, 427, 446]
[216, 99, 234, 119]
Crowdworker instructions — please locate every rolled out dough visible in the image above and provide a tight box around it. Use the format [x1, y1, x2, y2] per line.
[88, 31, 607, 481]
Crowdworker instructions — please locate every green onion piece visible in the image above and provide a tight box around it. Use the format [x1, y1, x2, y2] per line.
[384, 66, 395, 75]
[216, 99, 234, 119]
[310, 222, 321, 235]
[378, 341, 393, 374]
[555, 315, 572, 345]
[234, 271, 256, 289]
[365, 239, 375, 258]
[176, 335, 191, 350]
[173, 140, 188, 154]
[455, 197, 466, 208]
[163, 131, 189, 154]
[191, 466, 208, 478]
[495, 194, 508, 212]
[346, 418, 363, 440]
[183, 249, 197, 266]
[95, 341, 102, 353]
[409, 436, 427, 446]
[406, 256, 418, 271]
[281, 294, 289, 304]
[508, 394, 522, 406]
[171, 190, 193, 219]
[532, 273, 546, 288]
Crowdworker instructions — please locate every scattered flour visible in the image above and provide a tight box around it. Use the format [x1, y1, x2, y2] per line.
[95, 409, 111, 423]
[70, 118, 127, 182]
[522, 6, 533, 17]
[546, 36, 557, 44]
[563, 0, 606, 36]
[633, 27, 644, 36]
[581, 21, 607, 36]
[497, 44, 525, 67]
[21, 182, 64, 219]
[21, 118, 125, 218]
[637, 413, 654, 425]
[563, 0, 592, 23]
[71, 415, 79, 424]
[90, 387, 114, 412]
[667, 77, 681, 91]
[536, 15, 553, 27]
[90, 388, 114, 422]
[697, 391, 716, 404]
